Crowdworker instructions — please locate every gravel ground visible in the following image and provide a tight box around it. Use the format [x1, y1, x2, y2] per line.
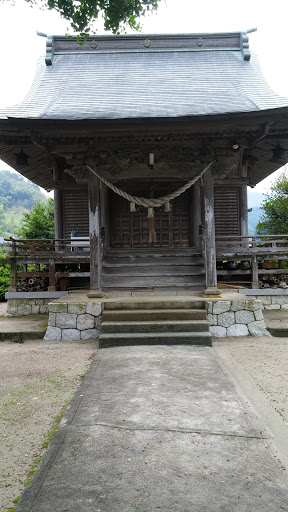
[214, 336, 288, 467]
[0, 339, 97, 512]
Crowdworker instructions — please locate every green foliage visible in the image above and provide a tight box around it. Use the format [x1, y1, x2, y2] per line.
[0, 170, 47, 237]
[256, 172, 288, 235]
[0, 247, 10, 301]
[0, 171, 44, 210]
[0, 204, 5, 234]
[13, 0, 160, 36]
[17, 199, 55, 240]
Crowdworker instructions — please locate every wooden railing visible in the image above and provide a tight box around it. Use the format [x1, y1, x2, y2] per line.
[2, 238, 91, 292]
[216, 235, 288, 288]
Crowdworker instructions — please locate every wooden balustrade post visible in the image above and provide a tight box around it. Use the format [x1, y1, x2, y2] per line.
[48, 258, 56, 292]
[251, 255, 259, 289]
[203, 168, 221, 296]
[8, 238, 17, 292]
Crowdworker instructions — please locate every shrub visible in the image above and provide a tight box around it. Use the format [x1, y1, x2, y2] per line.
[0, 247, 10, 301]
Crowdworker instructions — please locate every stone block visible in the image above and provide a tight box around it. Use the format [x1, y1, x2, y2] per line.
[207, 314, 217, 326]
[49, 302, 68, 313]
[264, 305, 280, 310]
[44, 326, 62, 341]
[248, 321, 271, 337]
[217, 311, 235, 328]
[68, 303, 86, 314]
[18, 304, 32, 316]
[230, 301, 247, 312]
[254, 309, 264, 321]
[210, 326, 227, 337]
[48, 313, 56, 327]
[77, 314, 95, 330]
[244, 300, 262, 311]
[281, 304, 288, 310]
[235, 310, 254, 324]
[6, 303, 18, 316]
[86, 302, 103, 317]
[212, 301, 231, 315]
[256, 295, 272, 305]
[206, 302, 213, 314]
[80, 329, 100, 340]
[227, 324, 249, 336]
[95, 317, 101, 329]
[31, 305, 40, 314]
[56, 313, 77, 329]
[272, 296, 288, 305]
[62, 329, 81, 341]
[39, 305, 49, 314]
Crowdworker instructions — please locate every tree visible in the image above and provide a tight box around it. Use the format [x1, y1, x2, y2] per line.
[7, 0, 160, 36]
[17, 199, 55, 239]
[256, 171, 288, 235]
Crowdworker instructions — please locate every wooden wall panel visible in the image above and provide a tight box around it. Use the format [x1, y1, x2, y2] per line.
[214, 186, 240, 237]
[63, 189, 89, 238]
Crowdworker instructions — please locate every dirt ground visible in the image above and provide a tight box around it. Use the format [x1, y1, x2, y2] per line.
[214, 337, 288, 468]
[0, 339, 97, 512]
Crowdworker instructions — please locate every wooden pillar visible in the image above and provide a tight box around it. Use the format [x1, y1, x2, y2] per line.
[100, 184, 110, 249]
[203, 168, 221, 296]
[239, 183, 248, 238]
[54, 189, 64, 240]
[53, 160, 64, 241]
[191, 183, 201, 247]
[87, 173, 104, 297]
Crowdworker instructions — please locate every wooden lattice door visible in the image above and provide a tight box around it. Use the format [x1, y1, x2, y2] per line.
[110, 183, 191, 248]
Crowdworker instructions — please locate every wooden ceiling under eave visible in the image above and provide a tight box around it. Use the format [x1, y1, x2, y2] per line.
[1, 108, 288, 190]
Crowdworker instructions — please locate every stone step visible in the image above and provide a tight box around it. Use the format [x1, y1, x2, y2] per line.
[104, 299, 206, 310]
[102, 265, 204, 275]
[99, 331, 212, 348]
[102, 309, 207, 321]
[101, 320, 210, 334]
[0, 331, 46, 342]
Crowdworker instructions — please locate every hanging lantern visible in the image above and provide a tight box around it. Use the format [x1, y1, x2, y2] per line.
[271, 145, 285, 162]
[15, 149, 29, 166]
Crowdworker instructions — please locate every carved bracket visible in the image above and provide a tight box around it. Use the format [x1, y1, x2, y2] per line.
[64, 166, 91, 182]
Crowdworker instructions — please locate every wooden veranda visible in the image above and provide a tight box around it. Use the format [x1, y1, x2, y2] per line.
[3, 235, 288, 293]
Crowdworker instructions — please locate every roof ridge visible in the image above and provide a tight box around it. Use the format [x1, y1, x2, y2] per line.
[44, 31, 251, 66]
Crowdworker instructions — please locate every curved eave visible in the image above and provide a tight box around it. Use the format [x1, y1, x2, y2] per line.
[1, 107, 288, 189]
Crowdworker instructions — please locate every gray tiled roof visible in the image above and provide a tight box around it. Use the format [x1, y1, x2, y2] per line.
[4, 38, 288, 120]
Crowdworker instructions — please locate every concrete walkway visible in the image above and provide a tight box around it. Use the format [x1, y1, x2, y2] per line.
[15, 345, 288, 512]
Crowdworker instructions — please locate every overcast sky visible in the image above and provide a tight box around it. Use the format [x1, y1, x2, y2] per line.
[0, 0, 288, 194]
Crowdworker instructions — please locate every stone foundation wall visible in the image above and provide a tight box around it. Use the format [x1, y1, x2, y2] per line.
[44, 301, 103, 341]
[246, 295, 288, 310]
[6, 298, 51, 316]
[206, 300, 271, 337]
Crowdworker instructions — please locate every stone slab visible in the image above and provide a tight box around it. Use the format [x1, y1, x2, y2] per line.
[238, 289, 288, 295]
[5, 292, 68, 299]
